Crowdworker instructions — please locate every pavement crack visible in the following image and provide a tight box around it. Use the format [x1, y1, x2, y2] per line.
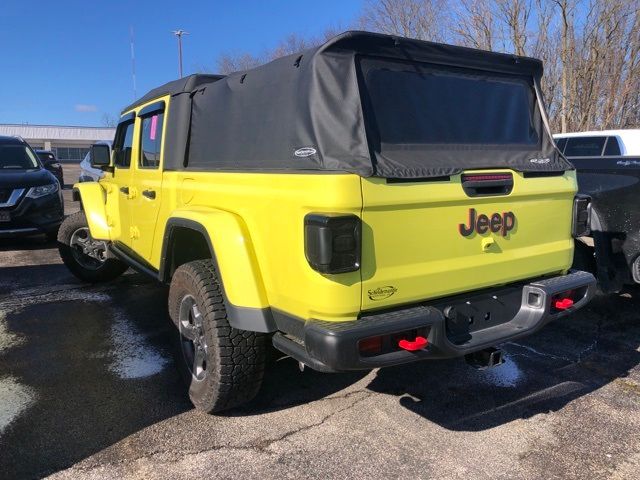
[251, 391, 372, 452]
[576, 316, 603, 362]
[508, 320, 603, 365]
[66, 391, 373, 472]
[507, 342, 574, 363]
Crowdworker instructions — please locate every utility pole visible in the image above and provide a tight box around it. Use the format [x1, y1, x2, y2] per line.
[130, 26, 137, 100]
[172, 29, 189, 78]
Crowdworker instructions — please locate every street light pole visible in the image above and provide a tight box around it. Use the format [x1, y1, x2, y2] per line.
[172, 29, 189, 78]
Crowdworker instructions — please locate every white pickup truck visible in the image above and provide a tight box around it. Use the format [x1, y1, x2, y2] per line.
[554, 129, 640, 158]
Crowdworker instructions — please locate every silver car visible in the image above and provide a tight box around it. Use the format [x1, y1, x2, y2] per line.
[79, 140, 112, 182]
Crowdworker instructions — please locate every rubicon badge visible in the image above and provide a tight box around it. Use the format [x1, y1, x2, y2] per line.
[459, 208, 515, 237]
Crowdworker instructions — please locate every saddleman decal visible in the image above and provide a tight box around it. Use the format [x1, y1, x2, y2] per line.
[368, 286, 398, 301]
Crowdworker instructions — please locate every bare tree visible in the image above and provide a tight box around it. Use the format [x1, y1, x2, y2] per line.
[453, 0, 496, 51]
[215, 28, 343, 74]
[495, 0, 532, 55]
[216, 53, 264, 74]
[359, 0, 449, 41]
[534, 8, 563, 131]
[213, 0, 640, 130]
[101, 113, 117, 128]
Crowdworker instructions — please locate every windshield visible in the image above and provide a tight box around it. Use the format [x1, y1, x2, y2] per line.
[37, 152, 55, 162]
[361, 58, 539, 147]
[0, 145, 40, 170]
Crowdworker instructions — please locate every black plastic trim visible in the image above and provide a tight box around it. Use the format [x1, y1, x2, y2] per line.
[138, 101, 166, 118]
[271, 270, 596, 371]
[119, 112, 136, 123]
[523, 170, 565, 178]
[159, 218, 276, 333]
[386, 176, 450, 184]
[110, 242, 158, 279]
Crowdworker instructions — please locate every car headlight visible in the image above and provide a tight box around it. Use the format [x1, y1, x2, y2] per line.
[26, 183, 59, 198]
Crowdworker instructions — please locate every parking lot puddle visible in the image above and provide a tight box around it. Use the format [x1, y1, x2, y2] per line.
[108, 310, 170, 379]
[0, 376, 35, 436]
[0, 286, 111, 312]
[476, 355, 523, 387]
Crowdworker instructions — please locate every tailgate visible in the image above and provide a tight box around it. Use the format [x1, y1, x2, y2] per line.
[360, 170, 577, 310]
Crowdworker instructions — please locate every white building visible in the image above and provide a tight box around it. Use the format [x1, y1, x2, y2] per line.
[0, 124, 115, 162]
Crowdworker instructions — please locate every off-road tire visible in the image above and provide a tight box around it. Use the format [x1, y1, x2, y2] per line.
[58, 211, 128, 283]
[168, 259, 267, 413]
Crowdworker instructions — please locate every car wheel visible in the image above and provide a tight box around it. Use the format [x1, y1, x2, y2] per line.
[58, 211, 128, 283]
[45, 228, 59, 243]
[168, 259, 267, 413]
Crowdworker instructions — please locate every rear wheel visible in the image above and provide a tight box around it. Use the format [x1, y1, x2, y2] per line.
[58, 211, 128, 283]
[168, 259, 267, 413]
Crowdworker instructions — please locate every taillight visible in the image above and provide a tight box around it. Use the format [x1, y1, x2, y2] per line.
[572, 194, 591, 237]
[304, 214, 361, 274]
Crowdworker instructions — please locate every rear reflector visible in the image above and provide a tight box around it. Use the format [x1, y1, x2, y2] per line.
[398, 336, 428, 351]
[554, 298, 574, 310]
[358, 336, 382, 354]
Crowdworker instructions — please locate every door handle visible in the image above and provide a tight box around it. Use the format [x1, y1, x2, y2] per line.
[142, 189, 156, 199]
[119, 186, 129, 195]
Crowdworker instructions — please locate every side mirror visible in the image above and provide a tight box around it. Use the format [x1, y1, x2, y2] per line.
[43, 159, 59, 168]
[90, 144, 111, 169]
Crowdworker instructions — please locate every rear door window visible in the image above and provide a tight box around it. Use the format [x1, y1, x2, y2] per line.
[563, 137, 606, 157]
[603, 137, 621, 156]
[139, 112, 164, 168]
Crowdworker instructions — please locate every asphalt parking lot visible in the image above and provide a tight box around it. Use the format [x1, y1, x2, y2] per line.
[0, 163, 639, 480]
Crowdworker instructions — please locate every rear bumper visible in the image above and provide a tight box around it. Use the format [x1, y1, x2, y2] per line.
[272, 270, 596, 372]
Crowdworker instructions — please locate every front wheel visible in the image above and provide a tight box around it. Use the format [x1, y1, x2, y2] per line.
[168, 259, 267, 413]
[58, 211, 128, 283]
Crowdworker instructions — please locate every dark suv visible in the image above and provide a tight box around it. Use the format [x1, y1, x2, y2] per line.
[35, 150, 64, 185]
[0, 136, 64, 240]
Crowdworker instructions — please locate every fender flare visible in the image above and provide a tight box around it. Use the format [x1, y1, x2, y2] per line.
[72, 182, 110, 240]
[160, 211, 276, 333]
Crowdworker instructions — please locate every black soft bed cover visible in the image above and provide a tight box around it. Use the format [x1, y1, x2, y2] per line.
[124, 31, 571, 178]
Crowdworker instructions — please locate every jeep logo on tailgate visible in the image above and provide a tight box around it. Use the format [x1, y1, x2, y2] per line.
[459, 208, 516, 237]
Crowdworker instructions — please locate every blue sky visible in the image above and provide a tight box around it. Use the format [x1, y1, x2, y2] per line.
[0, 0, 363, 126]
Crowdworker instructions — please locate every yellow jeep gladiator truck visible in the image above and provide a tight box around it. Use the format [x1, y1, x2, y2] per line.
[58, 31, 596, 413]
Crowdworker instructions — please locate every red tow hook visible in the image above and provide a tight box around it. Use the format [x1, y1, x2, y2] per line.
[398, 336, 428, 351]
[554, 298, 574, 310]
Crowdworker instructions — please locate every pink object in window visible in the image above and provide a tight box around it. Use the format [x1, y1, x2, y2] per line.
[150, 115, 158, 140]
